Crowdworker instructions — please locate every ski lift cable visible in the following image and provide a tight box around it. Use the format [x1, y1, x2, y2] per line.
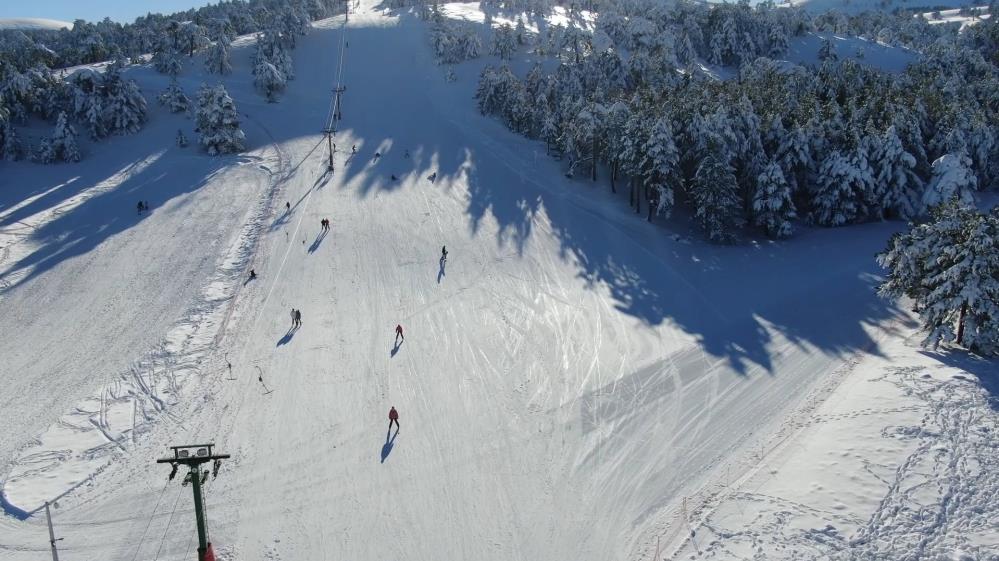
[150, 486, 186, 561]
[127, 478, 174, 561]
[324, 6, 350, 132]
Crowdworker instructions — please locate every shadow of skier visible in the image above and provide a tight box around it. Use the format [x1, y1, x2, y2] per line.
[308, 230, 328, 253]
[380, 427, 399, 463]
[438, 256, 446, 284]
[277, 326, 298, 346]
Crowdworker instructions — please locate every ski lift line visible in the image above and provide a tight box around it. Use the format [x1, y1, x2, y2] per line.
[127, 478, 173, 561]
[325, 8, 350, 132]
[150, 486, 185, 561]
[212, 168, 320, 439]
[323, 9, 349, 132]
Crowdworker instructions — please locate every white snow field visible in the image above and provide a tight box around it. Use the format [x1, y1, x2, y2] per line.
[0, 3, 990, 561]
[669, 335, 999, 560]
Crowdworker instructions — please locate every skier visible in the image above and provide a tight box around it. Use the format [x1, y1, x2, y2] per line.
[325, 218, 331, 231]
[441, 245, 448, 262]
[404, 149, 409, 158]
[249, 269, 257, 281]
[374, 152, 381, 160]
[137, 201, 143, 214]
[395, 324, 404, 344]
[428, 172, 437, 183]
[295, 309, 302, 327]
[391, 174, 398, 181]
[290, 308, 296, 328]
[389, 406, 399, 431]
[286, 202, 291, 212]
[352, 145, 357, 154]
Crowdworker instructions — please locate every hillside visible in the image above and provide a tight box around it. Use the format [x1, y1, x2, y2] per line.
[0, 2, 996, 561]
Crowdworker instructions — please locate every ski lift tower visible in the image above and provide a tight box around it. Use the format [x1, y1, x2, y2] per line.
[157, 444, 230, 561]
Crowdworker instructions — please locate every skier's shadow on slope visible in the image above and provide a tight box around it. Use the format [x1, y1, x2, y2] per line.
[308, 230, 328, 253]
[380, 427, 399, 463]
[390, 339, 403, 357]
[437, 256, 446, 284]
[277, 326, 299, 346]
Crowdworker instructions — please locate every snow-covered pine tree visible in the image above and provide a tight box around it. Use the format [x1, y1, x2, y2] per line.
[515, 18, 528, 46]
[35, 111, 80, 163]
[178, 22, 209, 57]
[205, 34, 233, 75]
[461, 27, 483, 60]
[878, 201, 999, 355]
[641, 116, 679, 220]
[753, 158, 796, 238]
[692, 145, 744, 243]
[253, 59, 286, 102]
[103, 73, 147, 135]
[675, 31, 695, 66]
[159, 79, 191, 114]
[195, 84, 245, 155]
[492, 24, 517, 60]
[871, 125, 922, 220]
[811, 148, 870, 226]
[777, 123, 815, 192]
[922, 151, 977, 211]
[84, 93, 105, 139]
[153, 45, 183, 77]
[0, 121, 21, 161]
[818, 38, 837, 61]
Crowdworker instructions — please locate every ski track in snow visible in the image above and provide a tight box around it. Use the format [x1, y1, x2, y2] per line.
[667, 340, 999, 561]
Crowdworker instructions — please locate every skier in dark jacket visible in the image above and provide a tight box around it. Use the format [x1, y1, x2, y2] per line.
[295, 309, 302, 327]
[389, 406, 399, 430]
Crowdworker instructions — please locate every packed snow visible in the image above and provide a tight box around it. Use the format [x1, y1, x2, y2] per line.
[0, 1, 996, 561]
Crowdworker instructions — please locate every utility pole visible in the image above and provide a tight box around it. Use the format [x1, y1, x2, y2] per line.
[45, 501, 61, 561]
[158, 444, 230, 561]
[323, 128, 336, 172]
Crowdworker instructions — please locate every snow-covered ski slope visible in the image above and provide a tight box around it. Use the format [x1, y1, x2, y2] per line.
[0, 4, 920, 561]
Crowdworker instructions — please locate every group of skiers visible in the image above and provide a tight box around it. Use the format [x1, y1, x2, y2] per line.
[251, 153, 455, 438]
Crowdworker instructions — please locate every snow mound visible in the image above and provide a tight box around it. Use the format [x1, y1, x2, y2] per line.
[0, 18, 73, 30]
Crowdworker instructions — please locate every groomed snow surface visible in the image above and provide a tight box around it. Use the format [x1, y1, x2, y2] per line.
[0, 3, 996, 561]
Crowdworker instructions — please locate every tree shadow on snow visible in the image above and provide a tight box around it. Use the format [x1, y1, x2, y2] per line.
[0, 148, 229, 294]
[295, 17, 906, 380]
[919, 349, 999, 411]
[1, 14, 909, 394]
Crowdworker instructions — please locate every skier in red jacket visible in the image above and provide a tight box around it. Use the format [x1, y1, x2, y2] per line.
[389, 407, 399, 430]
